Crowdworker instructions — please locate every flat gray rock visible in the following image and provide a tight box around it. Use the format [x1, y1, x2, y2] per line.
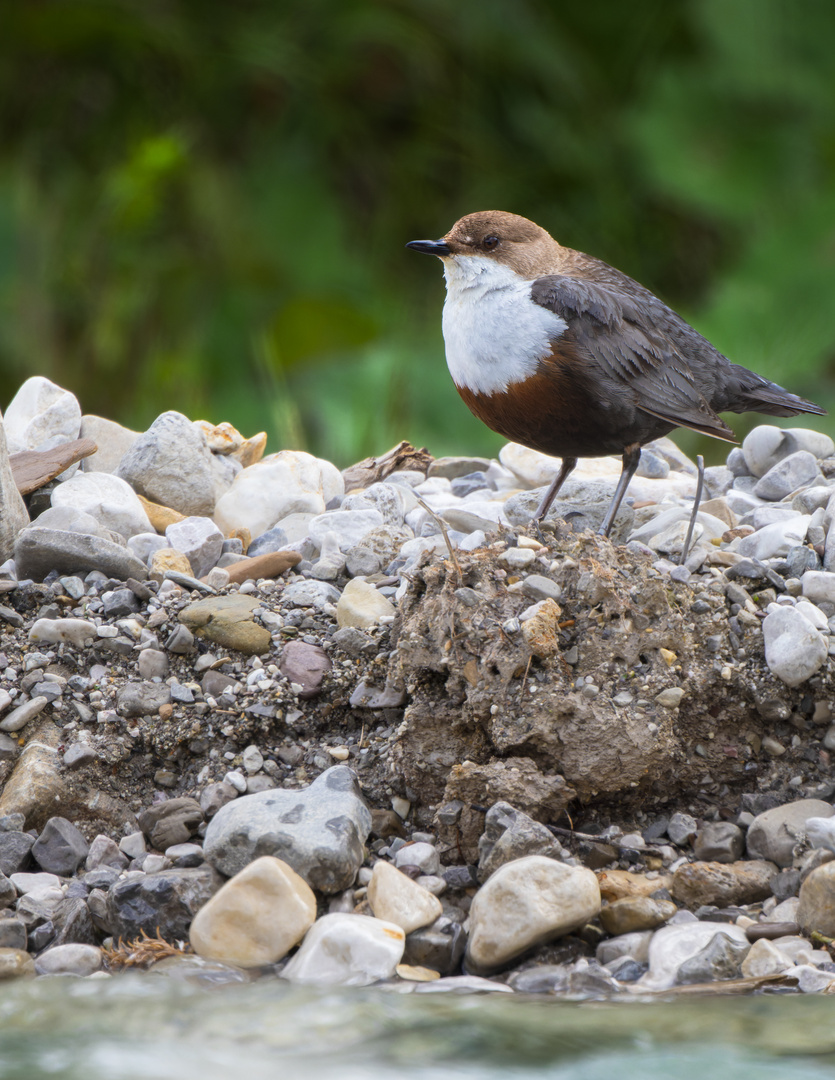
[14, 526, 148, 583]
[504, 480, 634, 542]
[746, 799, 834, 867]
[203, 765, 371, 892]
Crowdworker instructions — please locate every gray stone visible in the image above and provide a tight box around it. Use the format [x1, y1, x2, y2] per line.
[102, 588, 140, 620]
[747, 800, 834, 867]
[676, 929, 750, 984]
[203, 765, 371, 892]
[349, 678, 407, 709]
[668, 813, 698, 847]
[345, 526, 412, 578]
[0, 409, 29, 562]
[199, 784, 238, 819]
[477, 801, 563, 882]
[106, 866, 221, 941]
[137, 649, 169, 681]
[0, 696, 48, 733]
[403, 917, 466, 976]
[35, 942, 102, 977]
[0, 832, 34, 876]
[0, 918, 26, 951]
[518, 575, 562, 602]
[165, 517, 224, 578]
[735, 516, 810, 561]
[14, 527, 148, 583]
[63, 743, 97, 770]
[117, 411, 216, 516]
[117, 681, 172, 718]
[282, 580, 341, 609]
[80, 414, 140, 474]
[32, 817, 89, 876]
[693, 822, 745, 864]
[504, 480, 634, 542]
[331, 627, 376, 657]
[137, 798, 203, 850]
[753, 451, 820, 500]
[762, 606, 828, 687]
[85, 834, 129, 872]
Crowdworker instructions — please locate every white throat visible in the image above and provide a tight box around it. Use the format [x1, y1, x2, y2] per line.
[440, 256, 567, 396]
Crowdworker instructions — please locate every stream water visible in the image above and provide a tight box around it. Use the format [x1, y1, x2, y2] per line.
[0, 978, 833, 1080]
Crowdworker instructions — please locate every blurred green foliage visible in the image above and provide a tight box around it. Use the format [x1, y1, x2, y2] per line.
[0, 0, 833, 466]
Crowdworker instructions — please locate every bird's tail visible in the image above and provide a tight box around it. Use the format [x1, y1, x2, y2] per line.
[728, 365, 827, 418]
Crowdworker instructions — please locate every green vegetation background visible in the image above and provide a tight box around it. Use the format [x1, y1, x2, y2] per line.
[1, 0, 834, 467]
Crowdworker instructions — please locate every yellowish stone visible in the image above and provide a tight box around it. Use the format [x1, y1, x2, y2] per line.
[189, 856, 316, 968]
[396, 963, 440, 982]
[138, 494, 185, 532]
[367, 860, 443, 934]
[149, 547, 193, 582]
[336, 577, 395, 629]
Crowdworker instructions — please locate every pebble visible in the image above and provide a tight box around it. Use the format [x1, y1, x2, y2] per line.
[281, 912, 405, 987]
[213, 451, 343, 539]
[178, 594, 271, 655]
[50, 472, 153, 540]
[4, 376, 81, 455]
[746, 800, 834, 867]
[637, 921, 750, 991]
[0, 696, 48, 733]
[336, 578, 395, 628]
[797, 862, 835, 936]
[189, 856, 316, 967]
[14, 527, 149, 583]
[116, 411, 218, 517]
[367, 861, 443, 933]
[762, 606, 828, 686]
[465, 856, 601, 973]
[203, 765, 371, 891]
[34, 943, 102, 977]
[165, 517, 224, 578]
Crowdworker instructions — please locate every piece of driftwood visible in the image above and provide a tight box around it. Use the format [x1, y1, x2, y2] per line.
[342, 440, 433, 491]
[10, 438, 98, 495]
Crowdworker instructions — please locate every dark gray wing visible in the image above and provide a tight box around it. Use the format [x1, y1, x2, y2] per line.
[531, 274, 736, 441]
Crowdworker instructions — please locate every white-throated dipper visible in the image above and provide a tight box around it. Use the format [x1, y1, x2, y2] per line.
[407, 211, 826, 537]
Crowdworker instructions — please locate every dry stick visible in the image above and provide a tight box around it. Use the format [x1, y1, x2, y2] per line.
[414, 495, 464, 586]
[679, 454, 705, 566]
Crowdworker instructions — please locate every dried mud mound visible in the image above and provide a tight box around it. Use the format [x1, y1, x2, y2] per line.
[389, 528, 808, 856]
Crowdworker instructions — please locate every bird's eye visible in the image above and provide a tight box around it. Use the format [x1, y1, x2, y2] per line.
[482, 235, 499, 250]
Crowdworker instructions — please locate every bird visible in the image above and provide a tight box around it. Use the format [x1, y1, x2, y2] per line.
[407, 211, 826, 538]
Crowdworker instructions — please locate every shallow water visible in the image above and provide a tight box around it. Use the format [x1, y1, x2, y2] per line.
[0, 978, 834, 1080]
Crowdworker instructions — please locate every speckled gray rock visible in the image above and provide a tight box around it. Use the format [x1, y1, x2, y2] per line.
[106, 866, 221, 940]
[675, 929, 750, 984]
[14, 527, 149, 583]
[203, 765, 371, 892]
[137, 798, 203, 850]
[116, 410, 216, 516]
[747, 800, 834, 867]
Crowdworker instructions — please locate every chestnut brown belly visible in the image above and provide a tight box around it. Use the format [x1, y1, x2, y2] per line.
[455, 371, 673, 458]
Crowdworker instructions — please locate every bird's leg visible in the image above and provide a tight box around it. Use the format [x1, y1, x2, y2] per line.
[679, 455, 705, 566]
[531, 456, 578, 539]
[598, 443, 642, 538]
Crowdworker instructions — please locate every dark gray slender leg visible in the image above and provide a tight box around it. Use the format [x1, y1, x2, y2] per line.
[679, 455, 705, 566]
[598, 443, 642, 538]
[532, 456, 578, 524]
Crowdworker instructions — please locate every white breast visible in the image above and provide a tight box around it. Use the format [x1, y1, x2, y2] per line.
[441, 256, 568, 396]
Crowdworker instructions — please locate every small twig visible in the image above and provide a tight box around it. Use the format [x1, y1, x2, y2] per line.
[415, 496, 463, 586]
[519, 653, 533, 696]
[679, 454, 705, 566]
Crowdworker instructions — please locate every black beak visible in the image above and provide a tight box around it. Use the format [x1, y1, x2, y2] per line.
[406, 239, 451, 256]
